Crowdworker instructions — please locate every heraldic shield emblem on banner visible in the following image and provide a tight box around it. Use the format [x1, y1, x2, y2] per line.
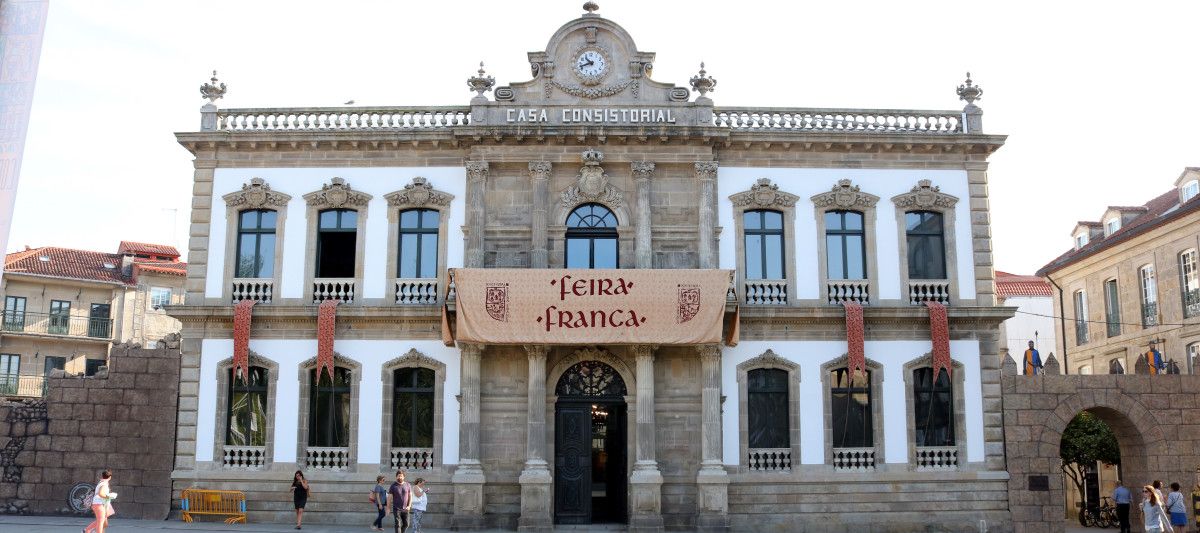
[677, 284, 700, 323]
[485, 283, 509, 322]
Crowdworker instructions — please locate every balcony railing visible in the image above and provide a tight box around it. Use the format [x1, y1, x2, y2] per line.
[313, 279, 355, 304]
[0, 375, 47, 398]
[222, 445, 267, 469]
[1185, 289, 1200, 319]
[712, 107, 962, 134]
[832, 447, 876, 471]
[1075, 321, 1089, 346]
[915, 446, 958, 470]
[215, 106, 471, 132]
[304, 447, 351, 470]
[390, 447, 435, 470]
[908, 280, 951, 305]
[1142, 302, 1159, 327]
[394, 279, 439, 305]
[231, 279, 274, 304]
[827, 280, 870, 305]
[1106, 317, 1121, 338]
[744, 279, 788, 306]
[0, 311, 113, 340]
[747, 448, 791, 472]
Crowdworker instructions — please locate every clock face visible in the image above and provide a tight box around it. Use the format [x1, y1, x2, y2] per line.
[576, 50, 607, 77]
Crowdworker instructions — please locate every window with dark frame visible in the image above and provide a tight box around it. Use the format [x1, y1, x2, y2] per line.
[1073, 290, 1088, 345]
[88, 303, 111, 338]
[1181, 249, 1200, 318]
[743, 210, 785, 280]
[825, 210, 867, 280]
[830, 368, 872, 448]
[392, 367, 435, 448]
[308, 367, 351, 447]
[316, 209, 358, 278]
[84, 359, 106, 377]
[397, 209, 440, 279]
[1104, 278, 1121, 337]
[905, 211, 946, 279]
[565, 203, 618, 269]
[0, 354, 19, 395]
[1140, 265, 1158, 327]
[912, 367, 954, 447]
[747, 368, 789, 449]
[227, 366, 269, 447]
[2, 296, 25, 332]
[48, 300, 70, 335]
[235, 209, 277, 278]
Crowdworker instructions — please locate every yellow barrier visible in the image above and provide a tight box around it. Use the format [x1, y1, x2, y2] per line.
[181, 489, 247, 524]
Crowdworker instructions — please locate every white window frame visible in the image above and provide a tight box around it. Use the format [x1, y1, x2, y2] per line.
[1104, 218, 1120, 237]
[149, 287, 172, 309]
[1074, 233, 1089, 249]
[1181, 249, 1200, 318]
[1182, 180, 1199, 203]
[1187, 342, 1199, 374]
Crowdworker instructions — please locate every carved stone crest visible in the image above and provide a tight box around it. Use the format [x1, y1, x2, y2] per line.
[304, 177, 372, 208]
[891, 179, 959, 210]
[385, 177, 454, 208]
[730, 178, 798, 208]
[561, 149, 623, 207]
[224, 177, 291, 209]
[811, 179, 879, 209]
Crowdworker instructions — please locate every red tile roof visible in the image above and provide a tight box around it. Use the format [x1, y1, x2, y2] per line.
[995, 271, 1052, 298]
[4, 247, 127, 284]
[117, 241, 180, 258]
[132, 261, 187, 277]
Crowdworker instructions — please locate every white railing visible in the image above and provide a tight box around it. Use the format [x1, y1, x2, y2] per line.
[747, 448, 791, 472]
[222, 445, 267, 469]
[313, 279, 355, 304]
[832, 447, 876, 471]
[216, 106, 471, 132]
[231, 279, 274, 304]
[395, 278, 439, 305]
[390, 447, 435, 470]
[908, 280, 951, 305]
[915, 446, 958, 470]
[305, 447, 351, 470]
[744, 279, 788, 305]
[713, 108, 962, 134]
[827, 280, 870, 305]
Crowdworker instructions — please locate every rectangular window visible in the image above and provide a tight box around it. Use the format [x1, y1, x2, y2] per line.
[1073, 290, 1088, 345]
[316, 209, 357, 278]
[743, 211, 785, 280]
[912, 368, 954, 447]
[392, 367, 435, 448]
[825, 211, 866, 280]
[1104, 279, 1121, 338]
[1075, 233, 1088, 248]
[150, 287, 172, 308]
[309, 367, 351, 447]
[830, 368, 872, 448]
[236, 210, 277, 278]
[228, 367, 269, 447]
[88, 304, 111, 338]
[905, 211, 946, 279]
[43, 356, 65, 376]
[747, 368, 789, 449]
[397, 209, 440, 279]
[84, 359, 106, 376]
[0, 354, 19, 395]
[1140, 265, 1158, 327]
[48, 300, 70, 335]
[2, 296, 25, 332]
[1183, 181, 1199, 203]
[1189, 343, 1199, 375]
[1181, 249, 1200, 318]
[1104, 219, 1120, 236]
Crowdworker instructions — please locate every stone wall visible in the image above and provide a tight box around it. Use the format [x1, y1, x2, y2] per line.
[0, 343, 180, 519]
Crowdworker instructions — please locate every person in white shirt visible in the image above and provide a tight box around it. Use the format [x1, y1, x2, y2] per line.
[1164, 482, 1188, 533]
[1141, 485, 1172, 533]
[410, 478, 428, 533]
[83, 469, 116, 533]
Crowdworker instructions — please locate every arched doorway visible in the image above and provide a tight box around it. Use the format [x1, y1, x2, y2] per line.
[1060, 409, 1127, 526]
[554, 360, 628, 525]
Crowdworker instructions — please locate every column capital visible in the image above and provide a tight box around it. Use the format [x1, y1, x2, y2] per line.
[631, 161, 655, 180]
[458, 342, 484, 357]
[523, 344, 549, 359]
[697, 344, 721, 360]
[631, 344, 658, 360]
[528, 161, 552, 180]
[466, 160, 489, 182]
[695, 161, 718, 180]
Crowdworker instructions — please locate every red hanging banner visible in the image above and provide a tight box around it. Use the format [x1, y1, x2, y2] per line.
[842, 301, 866, 377]
[232, 300, 256, 379]
[925, 301, 952, 378]
[316, 300, 340, 380]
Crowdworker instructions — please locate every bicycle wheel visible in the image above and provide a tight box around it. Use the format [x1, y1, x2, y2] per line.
[1079, 509, 1093, 527]
[1101, 508, 1116, 528]
[67, 482, 94, 513]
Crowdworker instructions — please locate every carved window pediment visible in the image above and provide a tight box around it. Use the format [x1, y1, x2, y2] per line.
[892, 179, 958, 210]
[730, 178, 799, 208]
[303, 177, 372, 209]
[385, 177, 454, 208]
[383, 348, 447, 377]
[224, 178, 292, 209]
[811, 179, 879, 210]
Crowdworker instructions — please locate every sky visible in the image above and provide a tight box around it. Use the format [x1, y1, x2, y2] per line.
[7, 0, 1200, 275]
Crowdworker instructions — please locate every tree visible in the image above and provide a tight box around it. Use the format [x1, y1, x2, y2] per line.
[1060, 412, 1121, 517]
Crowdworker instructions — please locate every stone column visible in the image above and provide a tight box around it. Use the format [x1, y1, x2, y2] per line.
[465, 161, 489, 268]
[452, 343, 485, 529]
[632, 161, 655, 268]
[518, 344, 552, 531]
[629, 345, 664, 532]
[696, 344, 729, 531]
[529, 162, 552, 268]
[696, 162, 719, 269]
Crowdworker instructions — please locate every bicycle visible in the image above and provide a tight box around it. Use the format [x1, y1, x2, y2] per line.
[1079, 496, 1117, 528]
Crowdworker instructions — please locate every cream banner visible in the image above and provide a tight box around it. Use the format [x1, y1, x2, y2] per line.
[451, 269, 732, 345]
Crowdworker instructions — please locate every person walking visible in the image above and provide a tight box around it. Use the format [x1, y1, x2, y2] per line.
[411, 478, 428, 533]
[387, 470, 412, 533]
[83, 469, 116, 533]
[290, 470, 310, 530]
[371, 475, 389, 531]
[1141, 485, 1172, 533]
[1165, 482, 1188, 533]
[1113, 479, 1132, 533]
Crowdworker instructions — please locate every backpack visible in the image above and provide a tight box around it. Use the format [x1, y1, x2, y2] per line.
[368, 489, 377, 504]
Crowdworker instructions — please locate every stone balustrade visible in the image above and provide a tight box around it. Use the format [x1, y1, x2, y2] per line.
[743, 279, 788, 306]
[747, 448, 791, 472]
[231, 279, 273, 304]
[390, 447, 435, 471]
[394, 278, 439, 305]
[915, 446, 958, 470]
[313, 279, 355, 304]
[832, 447, 876, 471]
[907, 280, 951, 305]
[827, 280, 870, 305]
[713, 107, 962, 134]
[305, 447, 351, 470]
[215, 106, 471, 132]
[222, 445, 267, 469]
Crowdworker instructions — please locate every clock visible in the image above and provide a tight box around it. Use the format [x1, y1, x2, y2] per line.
[573, 48, 609, 85]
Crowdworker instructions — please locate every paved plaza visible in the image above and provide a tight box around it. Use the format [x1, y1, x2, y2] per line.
[0, 515, 632, 533]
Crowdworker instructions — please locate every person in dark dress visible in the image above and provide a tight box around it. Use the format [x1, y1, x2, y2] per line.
[290, 470, 309, 529]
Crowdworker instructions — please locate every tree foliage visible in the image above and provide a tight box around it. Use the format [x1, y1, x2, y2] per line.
[1060, 411, 1121, 507]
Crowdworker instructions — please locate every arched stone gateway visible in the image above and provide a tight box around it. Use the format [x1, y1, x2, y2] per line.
[1001, 358, 1200, 533]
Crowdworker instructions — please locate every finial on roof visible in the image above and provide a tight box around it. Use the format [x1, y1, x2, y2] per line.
[467, 61, 495, 98]
[200, 70, 227, 103]
[583, 1, 599, 14]
[690, 62, 717, 98]
[956, 72, 982, 105]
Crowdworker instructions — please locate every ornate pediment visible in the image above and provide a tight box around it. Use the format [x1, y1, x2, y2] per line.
[730, 178, 799, 208]
[383, 348, 447, 376]
[303, 177, 372, 208]
[811, 179, 879, 210]
[224, 178, 291, 209]
[892, 179, 958, 210]
[385, 177, 454, 208]
[561, 148, 623, 208]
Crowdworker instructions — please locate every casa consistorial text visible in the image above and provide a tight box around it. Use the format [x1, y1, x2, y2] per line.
[505, 107, 678, 124]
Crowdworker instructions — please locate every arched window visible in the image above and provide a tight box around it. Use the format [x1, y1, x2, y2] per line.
[236, 210, 277, 278]
[1180, 249, 1200, 318]
[825, 211, 866, 280]
[316, 209, 358, 278]
[747, 368, 789, 449]
[309, 367, 352, 448]
[905, 211, 945, 280]
[1140, 265, 1158, 326]
[911, 368, 953, 447]
[743, 210, 784, 280]
[565, 204, 618, 269]
[392, 367, 435, 449]
[397, 209, 440, 278]
[830, 368, 872, 448]
[226, 366, 268, 446]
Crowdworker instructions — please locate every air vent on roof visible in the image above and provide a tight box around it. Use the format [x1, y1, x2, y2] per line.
[38, 255, 49, 262]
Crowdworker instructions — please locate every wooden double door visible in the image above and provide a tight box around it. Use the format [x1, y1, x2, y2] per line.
[553, 399, 627, 525]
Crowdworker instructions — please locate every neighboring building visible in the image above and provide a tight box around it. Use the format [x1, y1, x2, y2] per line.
[1, 242, 185, 396]
[995, 271, 1055, 372]
[171, 5, 1011, 531]
[1037, 167, 1200, 375]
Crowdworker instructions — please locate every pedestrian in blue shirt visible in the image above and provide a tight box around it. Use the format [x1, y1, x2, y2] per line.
[1113, 479, 1132, 533]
